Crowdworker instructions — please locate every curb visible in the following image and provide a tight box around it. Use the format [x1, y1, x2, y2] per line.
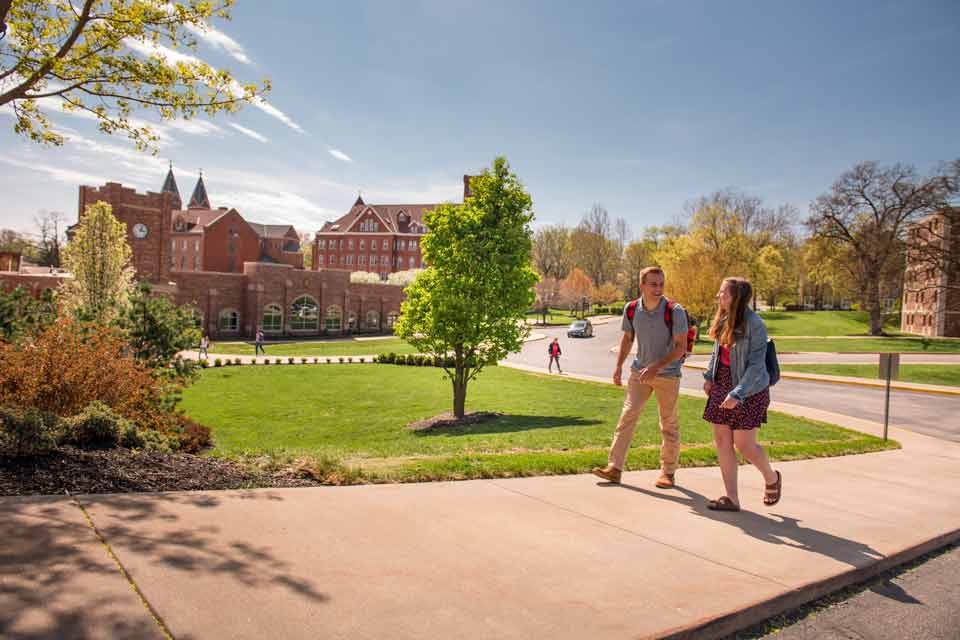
[682, 362, 960, 397]
[657, 528, 960, 640]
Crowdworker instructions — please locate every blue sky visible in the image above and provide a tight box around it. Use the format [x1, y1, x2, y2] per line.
[2, 0, 958, 238]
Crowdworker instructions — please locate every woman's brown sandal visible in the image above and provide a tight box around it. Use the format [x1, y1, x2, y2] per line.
[764, 470, 782, 506]
[707, 496, 740, 512]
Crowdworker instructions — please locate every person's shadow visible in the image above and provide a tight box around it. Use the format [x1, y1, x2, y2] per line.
[597, 480, 884, 569]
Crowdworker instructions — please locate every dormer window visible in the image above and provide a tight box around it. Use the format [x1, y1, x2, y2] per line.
[398, 212, 408, 223]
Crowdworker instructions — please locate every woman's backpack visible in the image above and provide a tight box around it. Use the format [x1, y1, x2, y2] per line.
[765, 339, 780, 386]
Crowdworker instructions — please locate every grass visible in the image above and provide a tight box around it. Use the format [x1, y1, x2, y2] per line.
[781, 364, 960, 387]
[205, 336, 419, 356]
[526, 308, 594, 325]
[180, 365, 898, 484]
[691, 336, 960, 354]
[759, 310, 902, 336]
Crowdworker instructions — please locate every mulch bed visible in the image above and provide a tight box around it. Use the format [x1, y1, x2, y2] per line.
[407, 411, 503, 431]
[0, 446, 320, 496]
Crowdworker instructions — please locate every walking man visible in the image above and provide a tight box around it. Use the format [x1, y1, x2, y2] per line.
[592, 266, 689, 488]
[255, 328, 266, 356]
[548, 338, 562, 373]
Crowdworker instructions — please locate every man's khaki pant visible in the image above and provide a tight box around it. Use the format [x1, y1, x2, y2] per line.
[608, 371, 681, 473]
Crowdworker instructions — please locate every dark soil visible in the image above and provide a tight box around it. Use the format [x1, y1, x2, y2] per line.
[407, 411, 503, 431]
[0, 446, 321, 496]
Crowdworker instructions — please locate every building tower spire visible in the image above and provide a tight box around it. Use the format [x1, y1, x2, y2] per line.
[188, 170, 211, 209]
[161, 161, 182, 209]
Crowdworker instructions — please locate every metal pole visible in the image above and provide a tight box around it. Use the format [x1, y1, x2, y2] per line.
[882, 355, 892, 441]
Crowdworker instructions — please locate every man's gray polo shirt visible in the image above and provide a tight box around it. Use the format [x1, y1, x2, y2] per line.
[622, 297, 688, 378]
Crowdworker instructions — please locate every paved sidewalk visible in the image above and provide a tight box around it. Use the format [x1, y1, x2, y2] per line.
[3, 387, 959, 639]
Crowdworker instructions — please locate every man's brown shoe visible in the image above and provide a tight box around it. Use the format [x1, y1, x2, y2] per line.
[591, 465, 622, 483]
[655, 473, 675, 489]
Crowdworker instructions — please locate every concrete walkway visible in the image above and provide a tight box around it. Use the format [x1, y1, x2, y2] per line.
[3, 376, 959, 639]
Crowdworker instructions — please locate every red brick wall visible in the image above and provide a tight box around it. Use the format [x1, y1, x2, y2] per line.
[78, 182, 172, 282]
[0, 273, 66, 296]
[169, 232, 203, 272]
[200, 210, 260, 273]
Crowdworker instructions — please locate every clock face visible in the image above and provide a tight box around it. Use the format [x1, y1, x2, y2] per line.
[133, 223, 148, 239]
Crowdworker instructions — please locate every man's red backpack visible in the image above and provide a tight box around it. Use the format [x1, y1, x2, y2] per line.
[625, 298, 697, 355]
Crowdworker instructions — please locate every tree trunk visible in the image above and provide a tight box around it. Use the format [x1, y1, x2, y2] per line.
[867, 280, 884, 336]
[452, 364, 468, 419]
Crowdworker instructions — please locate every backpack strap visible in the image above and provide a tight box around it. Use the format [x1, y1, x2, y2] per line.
[625, 298, 639, 323]
[664, 298, 674, 331]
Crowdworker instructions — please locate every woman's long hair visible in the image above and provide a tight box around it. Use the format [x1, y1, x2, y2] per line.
[708, 277, 753, 347]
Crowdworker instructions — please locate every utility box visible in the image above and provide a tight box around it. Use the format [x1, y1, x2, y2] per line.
[879, 353, 900, 381]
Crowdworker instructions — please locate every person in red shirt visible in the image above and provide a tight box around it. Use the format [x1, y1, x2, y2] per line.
[547, 338, 562, 373]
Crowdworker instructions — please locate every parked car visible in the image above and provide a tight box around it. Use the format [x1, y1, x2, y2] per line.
[567, 319, 593, 338]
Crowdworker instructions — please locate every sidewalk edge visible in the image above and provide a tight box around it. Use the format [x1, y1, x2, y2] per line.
[654, 528, 960, 640]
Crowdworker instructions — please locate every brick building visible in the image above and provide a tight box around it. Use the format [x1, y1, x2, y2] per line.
[69, 168, 407, 338]
[901, 209, 960, 337]
[313, 175, 473, 279]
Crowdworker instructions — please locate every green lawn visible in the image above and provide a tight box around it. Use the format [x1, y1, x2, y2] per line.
[526, 308, 592, 325]
[180, 365, 897, 484]
[759, 310, 902, 336]
[781, 364, 960, 387]
[691, 336, 960, 354]
[206, 337, 418, 356]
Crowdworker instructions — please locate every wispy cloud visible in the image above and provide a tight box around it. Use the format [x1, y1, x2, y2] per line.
[185, 23, 252, 64]
[228, 122, 269, 143]
[0, 154, 108, 187]
[125, 38, 305, 134]
[328, 148, 353, 163]
[212, 188, 339, 230]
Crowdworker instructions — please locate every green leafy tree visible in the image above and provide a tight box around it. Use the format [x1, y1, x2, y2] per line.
[119, 282, 199, 370]
[59, 201, 135, 323]
[1, 0, 269, 151]
[0, 286, 57, 342]
[395, 158, 537, 419]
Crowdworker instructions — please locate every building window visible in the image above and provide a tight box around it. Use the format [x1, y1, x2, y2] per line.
[171, 240, 176, 252]
[359, 239, 365, 249]
[317, 255, 324, 266]
[346, 255, 354, 265]
[194, 240, 199, 252]
[365, 310, 379, 329]
[387, 311, 400, 328]
[359, 255, 365, 265]
[380, 255, 388, 266]
[339, 239, 344, 248]
[399, 239, 406, 251]
[409, 256, 415, 268]
[193, 255, 199, 270]
[190, 308, 203, 329]
[219, 309, 239, 333]
[180, 256, 186, 270]
[290, 296, 319, 331]
[318, 239, 326, 249]
[410, 240, 417, 250]
[325, 305, 342, 331]
[348, 239, 354, 249]
[382, 239, 388, 250]
[370, 255, 376, 265]
[329, 254, 335, 265]
[262, 304, 283, 332]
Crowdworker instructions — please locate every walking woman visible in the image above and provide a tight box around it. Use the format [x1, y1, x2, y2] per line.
[702, 277, 781, 511]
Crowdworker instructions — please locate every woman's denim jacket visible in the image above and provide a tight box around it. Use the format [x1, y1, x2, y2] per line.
[703, 308, 770, 402]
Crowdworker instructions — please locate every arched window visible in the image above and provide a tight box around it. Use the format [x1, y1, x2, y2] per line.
[325, 305, 342, 331]
[387, 311, 400, 328]
[219, 309, 239, 333]
[365, 310, 379, 329]
[262, 304, 283, 332]
[290, 296, 319, 331]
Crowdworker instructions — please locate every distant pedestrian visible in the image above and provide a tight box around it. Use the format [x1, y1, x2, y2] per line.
[702, 277, 781, 512]
[548, 338, 562, 373]
[198, 334, 209, 359]
[255, 328, 266, 356]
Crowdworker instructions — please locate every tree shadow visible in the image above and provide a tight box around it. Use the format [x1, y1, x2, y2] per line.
[412, 414, 602, 437]
[598, 482, 884, 569]
[1, 491, 328, 639]
[868, 581, 923, 604]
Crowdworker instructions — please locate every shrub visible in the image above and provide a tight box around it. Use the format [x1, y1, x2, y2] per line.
[386, 352, 397, 364]
[120, 424, 177, 453]
[175, 417, 212, 453]
[275, 358, 282, 364]
[59, 401, 129, 449]
[302, 357, 308, 364]
[338, 357, 344, 363]
[0, 406, 57, 457]
[326, 358, 332, 364]
[234, 358, 242, 365]
[214, 358, 222, 367]
[262, 358, 270, 365]
[200, 359, 209, 368]
[347, 357, 353, 363]
[313, 357, 319, 364]
[359, 357, 365, 363]
[0, 321, 172, 433]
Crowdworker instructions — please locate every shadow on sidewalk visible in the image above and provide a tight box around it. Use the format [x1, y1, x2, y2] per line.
[604, 482, 884, 569]
[2, 492, 329, 639]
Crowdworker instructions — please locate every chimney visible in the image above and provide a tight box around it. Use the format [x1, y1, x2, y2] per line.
[463, 174, 473, 200]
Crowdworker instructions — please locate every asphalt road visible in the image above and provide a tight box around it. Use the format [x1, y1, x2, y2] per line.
[506, 320, 960, 442]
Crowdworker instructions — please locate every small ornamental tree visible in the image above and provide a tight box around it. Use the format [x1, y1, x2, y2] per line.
[395, 157, 537, 419]
[118, 282, 200, 371]
[59, 201, 135, 323]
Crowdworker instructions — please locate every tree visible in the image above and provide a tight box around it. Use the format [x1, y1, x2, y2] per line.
[0, 228, 39, 261]
[558, 267, 593, 317]
[621, 239, 656, 300]
[395, 158, 537, 419]
[593, 281, 622, 307]
[533, 276, 560, 324]
[807, 160, 960, 334]
[300, 233, 313, 270]
[531, 224, 571, 280]
[0, 286, 57, 342]
[35, 210, 65, 267]
[654, 234, 724, 326]
[118, 282, 199, 370]
[569, 204, 621, 286]
[1, 0, 269, 151]
[59, 200, 135, 323]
